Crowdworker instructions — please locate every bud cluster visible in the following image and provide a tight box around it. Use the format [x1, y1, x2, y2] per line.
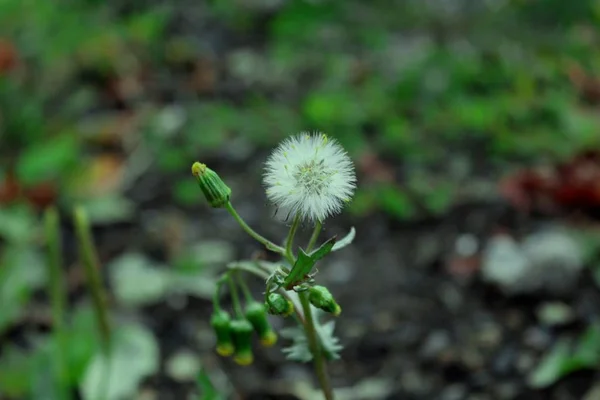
[210, 275, 279, 366]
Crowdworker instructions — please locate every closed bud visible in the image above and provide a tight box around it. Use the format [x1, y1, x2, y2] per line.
[210, 310, 234, 357]
[229, 319, 254, 366]
[265, 293, 294, 317]
[191, 162, 231, 208]
[245, 301, 277, 347]
[308, 285, 341, 316]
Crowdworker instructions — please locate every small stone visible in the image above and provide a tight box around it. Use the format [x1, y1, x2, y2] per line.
[481, 234, 531, 294]
[456, 234, 479, 256]
[477, 322, 502, 348]
[523, 327, 552, 350]
[166, 350, 200, 382]
[481, 228, 584, 296]
[516, 351, 536, 373]
[420, 330, 452, 360]
[536, 302, 575, 326]
[441, 384, 467, 400]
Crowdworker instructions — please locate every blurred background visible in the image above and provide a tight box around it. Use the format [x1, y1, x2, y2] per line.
[2, 0, 600, 399]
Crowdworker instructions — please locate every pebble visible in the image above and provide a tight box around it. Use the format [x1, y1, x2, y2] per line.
[481, 228, 584, 296]
[441, 384, 468, 400]
[420, 330, 452, 359]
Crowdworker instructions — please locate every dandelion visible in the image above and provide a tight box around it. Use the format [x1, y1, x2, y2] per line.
[264, 132, 356, 223]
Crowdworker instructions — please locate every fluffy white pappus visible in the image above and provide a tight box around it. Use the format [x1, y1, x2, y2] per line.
[263, 132, 356, 223]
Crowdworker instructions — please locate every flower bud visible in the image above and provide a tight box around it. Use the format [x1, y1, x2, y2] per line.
[245, 301, 277, 347]
[308, 285, 341, 316]
[210, 310, 234, 357]
[229, 319, 254, 366]
[265, 293, 294, 317]
[191, 162, 231, 208]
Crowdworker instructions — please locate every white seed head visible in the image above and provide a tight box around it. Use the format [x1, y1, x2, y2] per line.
[263, 132, 356, 222]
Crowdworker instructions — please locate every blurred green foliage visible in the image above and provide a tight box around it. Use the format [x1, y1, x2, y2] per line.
[2, 0, 600, 398]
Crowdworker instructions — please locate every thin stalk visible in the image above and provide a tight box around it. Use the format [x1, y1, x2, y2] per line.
[73, 207, 111, 353]
[285, 214, 301, 263]
[306, 220, 322, 253]
[236, 272, 254, 302]
[227, 273, 243, 317]
[299, 291, 334, 400]
[213, 277, 227, 312]
[44, 207, 70, 400]
[227, 262, 305, 325]
[225, 202, 285, 254]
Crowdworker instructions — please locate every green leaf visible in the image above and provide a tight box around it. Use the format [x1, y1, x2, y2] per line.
[528, 339, 573, 388]
[81, 323, 159, 400]
[574, 324, 600, 365]
[529, 332, 599, 389]
[332, 227, 355, 252]
[66, 305, 101, 385]
[377, 185, 416, 220]
[0, 344, 35, 398]
[173, 179, 202, 206]
[0, 205, 38, 243]
[0, 246, 47, 334]
[75, 195, 136, 225]
[277, 237, 336, 291]
[281, 307, 343, 362]
[109, 253, 170, 307]
[15, 134, 79, 185]
[196, 368, 224, 400]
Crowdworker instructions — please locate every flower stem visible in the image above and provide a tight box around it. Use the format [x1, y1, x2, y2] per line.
[285, 214, 301, 263]
[227, 262, 305, 325]
[213, 276, 227, 312]
[227, 273, 243, 317]
[306, 220, 323, 252]
[299, 291, 334, 400]
[44, 207, 70, 399]
[73, 207, 111, 354]
[225, 202, 285, 254]
[236, 272, 254, 302]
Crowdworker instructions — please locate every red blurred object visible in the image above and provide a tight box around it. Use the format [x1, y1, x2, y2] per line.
[501, 150, 600, 217]
[0, 38, 18, 74]
[567, 63, 600, 106]
[0, 169, 57, 210]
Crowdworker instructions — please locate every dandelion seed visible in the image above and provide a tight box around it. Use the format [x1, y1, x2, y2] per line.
[263, 132, 356, 223]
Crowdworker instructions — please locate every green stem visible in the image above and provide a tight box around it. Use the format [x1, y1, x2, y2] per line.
[44, 207, 70, 400]
[227, 273, 243, 317]
[213, 277, 227, 312]
[225, 202, 285, 254]
[299, 291, 334, 400]
[236, 272, 254, 302]
[285, 214, 301, 263]
[306, 220, 323, 252]
[73, 207, 111, 354]
[227, 262, 305, 325]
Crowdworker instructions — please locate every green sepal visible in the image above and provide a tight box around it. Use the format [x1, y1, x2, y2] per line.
[308, 286, 341, 316]
[229, 319, 254, 366]
[191, 162, 231, 208]
[245, 301, 277, 347]
[210, 310, 234, 356]
[282, 236, 336, 290]
[265, 293, 294, 317]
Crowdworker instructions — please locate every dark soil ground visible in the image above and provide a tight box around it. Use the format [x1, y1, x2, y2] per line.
[119, 160, 600, 400]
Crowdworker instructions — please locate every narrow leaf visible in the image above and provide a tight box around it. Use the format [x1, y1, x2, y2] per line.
[332, 227, 355, 252]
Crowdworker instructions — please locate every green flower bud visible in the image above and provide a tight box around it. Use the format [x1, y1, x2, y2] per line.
[191, 162, 231, 208]
[229, 319, 254, 366]
[308, 285, 341, 316]
[265, 293, 294, 317]
[210, 310, 234, 357]
[245, 301, 277, 347]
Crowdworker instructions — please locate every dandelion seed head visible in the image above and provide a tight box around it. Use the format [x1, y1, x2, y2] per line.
[263, 132, 356, 222]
